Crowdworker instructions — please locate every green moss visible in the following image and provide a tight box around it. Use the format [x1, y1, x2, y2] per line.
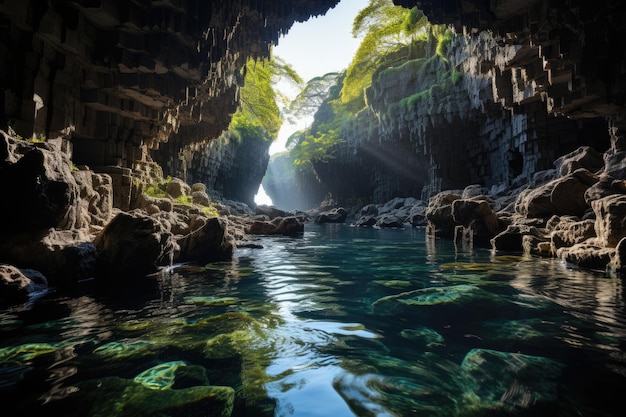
[174, 195, 193, 205]
[202, 206, 220, 217]
[134, 361, 188, 390]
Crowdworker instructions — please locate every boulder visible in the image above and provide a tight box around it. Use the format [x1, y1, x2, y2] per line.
[245, 216, 304, 236]
[0, 137, 81, 232]
[0, 229, 96, 287]
[0, 264, 48, 303]
[360, 204, 379, 217]
[315, 207, 347, 223]
[191, 190, 211, 206]
[177, 217, 235, 263]
[409, 204, 427, 226]
[550, 219, 596, 252]
[375, 214, 404, 228]
[255, 205, 288, 219]
[94, 211, 179, 281]
[550, 169, 598, 215]
[602, 150, 626, 179]
[425, 192, 462, 238]
[73, 170, 113, 226]
[522, 234, 552, 256]
[461, 184, 489, 198]
[584, 177, 623, 204]
[592, 194, 626, 247]
[191, 182, 206, 193]
[554, 146, 604, 177]
[557, 241, 614, 271]
[379, 197, 406, 214]
[515, 170, 596, 218]
[166, 177, 191, 198]
[452, 199, 501, 240]
[353, 215, 377, 227]
[136, 192, 173, 212]
[491, 225, 525, 252]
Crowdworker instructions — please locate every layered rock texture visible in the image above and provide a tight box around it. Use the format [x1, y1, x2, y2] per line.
[267, 0, 624, 209]
[393, 0, 626, 130]
[0, 0, 339, 206]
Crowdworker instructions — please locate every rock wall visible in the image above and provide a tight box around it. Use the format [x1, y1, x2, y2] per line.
[307, 31, 609, 206]
[153, 133, 271, 208]
[0, 0, 340, 206]
[393, 0, 626, 132]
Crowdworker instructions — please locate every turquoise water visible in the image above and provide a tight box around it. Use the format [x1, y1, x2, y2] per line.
[1, 224, 625, 416]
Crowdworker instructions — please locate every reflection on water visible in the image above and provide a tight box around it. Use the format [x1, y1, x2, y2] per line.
[1, 224, 625, 416]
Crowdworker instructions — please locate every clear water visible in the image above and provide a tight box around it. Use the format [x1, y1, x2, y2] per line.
[1, 224, 625, 416]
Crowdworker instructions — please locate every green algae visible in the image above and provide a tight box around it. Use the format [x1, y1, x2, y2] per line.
[75, 376, 235, 417]
[134, 361, 188, 390]
[93, 340, 154, 360]
[0, 342, 59, 364]
[184, 296, 239, 307]
[460, 348, 565, 413]
[373, 280, 413, 289]
[400, 327, 445, 347]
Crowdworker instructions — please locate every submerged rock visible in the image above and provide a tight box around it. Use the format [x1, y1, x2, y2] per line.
[400, 326, 445, 348]
[372, 284, 508, 321]
[460, 348, 564, 414]
[72, 376, 235, 417]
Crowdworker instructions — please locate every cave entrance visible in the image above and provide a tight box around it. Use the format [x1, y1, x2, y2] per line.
[254, 0, 368, 207]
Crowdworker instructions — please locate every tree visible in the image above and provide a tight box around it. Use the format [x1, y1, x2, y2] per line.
[285, 72, 342, 123]
[228, 56, 303, 143]
[341, 0, 428, 110]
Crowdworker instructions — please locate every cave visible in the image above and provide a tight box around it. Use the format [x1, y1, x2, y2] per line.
[2, 1, 626, 416]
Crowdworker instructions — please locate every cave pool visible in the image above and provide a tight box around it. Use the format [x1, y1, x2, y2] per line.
[1, 224, 625, 416]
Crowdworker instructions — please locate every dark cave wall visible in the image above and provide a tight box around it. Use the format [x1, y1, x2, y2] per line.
[153, 131, 271, 208]
[0, 0, 340, 166]
[0, 0, 340, 208]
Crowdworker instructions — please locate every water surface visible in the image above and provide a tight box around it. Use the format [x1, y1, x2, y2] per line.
[1, 224, 625, 416]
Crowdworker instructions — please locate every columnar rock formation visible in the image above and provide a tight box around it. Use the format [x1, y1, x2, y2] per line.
[393, 0, 626, 131]
[0, 0, 340, 207]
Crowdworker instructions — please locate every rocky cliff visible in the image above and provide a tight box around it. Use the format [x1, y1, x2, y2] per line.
[0, 0, 339, 207]
[265, 1, 624, 209]
[393, 0, 626, 131]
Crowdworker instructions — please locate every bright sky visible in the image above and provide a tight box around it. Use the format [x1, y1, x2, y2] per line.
[255, 0, 369, 205]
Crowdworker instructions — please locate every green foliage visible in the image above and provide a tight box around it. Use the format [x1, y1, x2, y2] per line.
[143, 176, 171, 198]
[292, 128, 343, 166]
[433, 26, 455, 61]
[230, 58, 282, 141]
[226, 56, 304, 145]
[342, 0, 428, 110]
[286, 72, 341, 123]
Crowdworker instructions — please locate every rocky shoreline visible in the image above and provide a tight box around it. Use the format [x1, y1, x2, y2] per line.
[342, 138, 626, 275]
[0, 131, 306, 305]
[2, 129, 625, 307]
